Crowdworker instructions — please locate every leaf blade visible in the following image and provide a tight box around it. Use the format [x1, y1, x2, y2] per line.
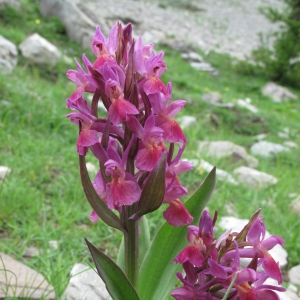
[86, 239, 140, 300]
[138, 167, 216, 300]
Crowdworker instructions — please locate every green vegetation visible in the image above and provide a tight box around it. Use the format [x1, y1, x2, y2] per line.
[0, 0, 300, 298]
[236, 0, 300, 88]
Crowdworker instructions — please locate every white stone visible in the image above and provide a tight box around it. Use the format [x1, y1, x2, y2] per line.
[48, 240, 58, 250]
[250, 141, 289, 157]
[39, 0, 285, 59]
[289, 193, 298, 198]
[283, 141, 298, 149]
[264, 279, 298, 300]
[86, 162, 97, 173]
[262, 82, 297, 103]
[181, 52, 203, 62]
[245, 154, 259, 169]
[190, 62, 219, 75]
[0, 166, 11, 180]
[233, 166, 278, 189]
[40, 0, 96, 49]
[289, 265, 300, 285]
[177, 115, 197, 128]
[62, 263, 110, 300]
[198, 141, 258, 168]
[142, 30, 165, 45]
[290, 196, 300, 215]
[19, 33, 61, 66]
[23, 247, 40, 258]
[278, 131, 290, 139]
[0, 0, 20, 10]
[254, 133, 268, 141]
[0, 252, 55, 299]
[0, 35, 17, 74]
[200, 160, 238, 185]
[202, 92, 222, 104]
[219, 217, 288, 268]
[236, 99, 258, 113]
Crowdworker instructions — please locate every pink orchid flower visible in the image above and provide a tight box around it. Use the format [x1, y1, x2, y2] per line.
[105, 78, 139, 125]
[92, 25, 118, 69]
[127, 115, 167, 171]
[163, 199, 193, 227]
[174, 210, 216, 267]
[134, 36, 169, 97]
[66, 97, 99, 156]
[221, 217, 284, 284]
[66, 54, 95, 106]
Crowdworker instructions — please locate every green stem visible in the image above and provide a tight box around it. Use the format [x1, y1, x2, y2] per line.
[124, 205, 139, 288]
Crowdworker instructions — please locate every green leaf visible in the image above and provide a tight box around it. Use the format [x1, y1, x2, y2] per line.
[79, 155, 125, 233]
[130, 153, 166, 219]
[117, 216, 151, 270]
[138, 167, 216, 300]
[85, 239, 140, 300]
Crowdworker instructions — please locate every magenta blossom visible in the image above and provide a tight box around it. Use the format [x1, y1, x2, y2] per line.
[174, 210, 217, 267]
[221, 216, 284, 284]
[66, 22, 193, 229]
[171, 210, 286, 300]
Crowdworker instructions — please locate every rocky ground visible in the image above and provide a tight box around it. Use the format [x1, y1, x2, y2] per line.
[73, 0, 285, 59]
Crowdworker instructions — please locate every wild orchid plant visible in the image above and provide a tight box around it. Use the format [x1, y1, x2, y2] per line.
[66, 22, 286, 300]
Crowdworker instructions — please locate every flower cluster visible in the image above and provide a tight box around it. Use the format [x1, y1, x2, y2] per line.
[171, 210, 286, 300]
[66, 22, 193, 226]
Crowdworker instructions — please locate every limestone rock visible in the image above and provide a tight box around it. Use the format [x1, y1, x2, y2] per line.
[198, 141, 258, 168]
[265, 279, 299, 300]
[0, 252, 55, 299]
[250, 141, 289, 158]
[0, 0, 20, 10]
[19, 33, 61, 66]
[254, 133, 268, 141]
[38, 0, 285, 59]
[190, 61, 219, 75]
[199, 159, 238, 185]
[0, 166, 11, 180]
[283, 141, 298, 149]
[290, 195, 300, 215]
[219, 217, 288, 268]
[262, 82, 297, 103]
[181, 52, 203, 62]
[233, 166, 278, 189]
[23, 247, 40, 258]
[48, 240, 58, 250]
[202, 92, 234, 107]
[236, 98, 258, 113]
[62, 263, 109, 300]
[141, 29, 166, 45]
[40, 0, 97, 48]
[86, 162, 97, 173]
[283, 285, 299, 300]
[289, 265, 300, 285]
[202, 92, 222, 104]
[177, 115, 197, 128]
[0, 35, 17, 74]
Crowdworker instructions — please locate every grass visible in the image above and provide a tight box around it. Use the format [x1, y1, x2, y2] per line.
[0, 0, 300, 298]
